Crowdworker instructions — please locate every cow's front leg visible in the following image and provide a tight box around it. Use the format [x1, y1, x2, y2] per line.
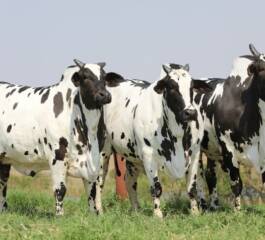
[0, 163, 11, 212]
[84, 179, 102, 215]
[50, 160, 67, 216]
[142, 152, 163, 218]
[196, 155, 207, 211]
[50, 138, 69, 215]
[125, 161, 141, 211]
[221, 143, 242, 211]
[205, 158, 219, 210]
[185, 148, 200, 215]
[88, 145, 112, 215]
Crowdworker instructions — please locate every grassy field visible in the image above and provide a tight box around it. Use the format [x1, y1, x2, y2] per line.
[1, 164, 265, 240]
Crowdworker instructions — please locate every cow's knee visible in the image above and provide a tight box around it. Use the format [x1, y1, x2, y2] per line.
[150, 180, 162, 198]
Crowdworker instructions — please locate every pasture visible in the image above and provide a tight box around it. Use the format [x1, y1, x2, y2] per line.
[1, 161, 265, 240]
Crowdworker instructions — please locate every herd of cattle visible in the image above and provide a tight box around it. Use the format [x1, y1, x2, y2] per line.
[0, 44, 264, 218]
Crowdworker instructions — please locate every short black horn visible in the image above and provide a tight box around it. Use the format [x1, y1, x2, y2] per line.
[73, 59, 85, 69]
[249, 43, 260, 57]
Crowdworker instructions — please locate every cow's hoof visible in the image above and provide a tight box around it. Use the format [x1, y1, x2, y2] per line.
[190, 207, 200, 216]
[199, 200, 208, 212]
[55, 210, 64, 216]
[0, 202, 8, 213]
[92, 209, 103, 216]
[130, 205, 141, 212]
[208, 206, 218, 212]
[234, 198, 241, 211]
[233, 206, 241, 212]
[154, 209, 163, 219]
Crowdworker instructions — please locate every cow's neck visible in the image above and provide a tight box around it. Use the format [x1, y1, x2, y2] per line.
[161, 98, 184, 138]
[215, 74, 262, 141]
[75, 92, 101, 137]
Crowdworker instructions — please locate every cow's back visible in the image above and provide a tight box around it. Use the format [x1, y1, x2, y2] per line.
[0, 72, 77, 168]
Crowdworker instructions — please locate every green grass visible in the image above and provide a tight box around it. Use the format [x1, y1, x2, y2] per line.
[1, 167, 265, 240]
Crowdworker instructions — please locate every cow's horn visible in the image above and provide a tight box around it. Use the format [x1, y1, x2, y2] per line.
[73, 59, 85, 69]
[249, 43, 260, 57]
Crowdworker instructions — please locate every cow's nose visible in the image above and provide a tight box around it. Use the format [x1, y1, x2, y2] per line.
[182, 109, 197, 121]
[105, 92, 112, 103]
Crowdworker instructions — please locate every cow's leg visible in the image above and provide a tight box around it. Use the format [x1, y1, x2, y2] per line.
[88, 144, 112, 215]
[125, 161, 141, 211]
[83, 179, 102, 215]
[185, 148, 201, 215]
[205, 158, 219, 210]
[50, 161, 67, 216]
[0, 163, 11, 212]
[196, 155, 207, 211]
[220, 143, 242, 211]
[142, 150, 163, 218]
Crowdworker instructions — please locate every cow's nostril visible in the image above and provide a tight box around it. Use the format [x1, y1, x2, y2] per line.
[183, 109, 197, 121]
[99, 92, 105, 97]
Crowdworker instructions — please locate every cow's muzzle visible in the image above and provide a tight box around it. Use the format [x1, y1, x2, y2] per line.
[181, 109, 197, 122]
[95, 91, 112, 106]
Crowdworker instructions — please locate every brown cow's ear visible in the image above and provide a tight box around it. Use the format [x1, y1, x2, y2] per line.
[72, 72, 81, 87]
[192, 80, 212, 93]
[154, 78, 168, 94]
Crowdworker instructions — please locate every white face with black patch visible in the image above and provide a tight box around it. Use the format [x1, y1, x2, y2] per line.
[168, 68, 193, 111]
[71, 63, 111, 109]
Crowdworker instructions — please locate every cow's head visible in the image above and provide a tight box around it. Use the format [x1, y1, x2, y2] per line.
[154, 64, 197, 123]
[247, 44, 265, 100]
[71, 59, 111, 109]
[154, 64, 212, 124]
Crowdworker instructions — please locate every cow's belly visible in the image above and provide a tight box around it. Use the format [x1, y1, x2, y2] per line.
[235, 144, 260, 171]
[3, 157, 50, 176]
[164, 153, 186, 179]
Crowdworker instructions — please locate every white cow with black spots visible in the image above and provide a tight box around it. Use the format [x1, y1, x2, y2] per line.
[93, 64, 211, 217]
[0, 59, 111, 215]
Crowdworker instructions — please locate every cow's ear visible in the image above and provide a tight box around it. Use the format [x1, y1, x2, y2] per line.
[162, 65, 172, 75]
[192, 80, 212, 93]
[154, 78, 168, 94]
[104, 72, 124, 87]
[72, 72, 81, 87]
[97, 62, 106, 69]
[247, 63, 258, 75]
[183, 64, 190, 72]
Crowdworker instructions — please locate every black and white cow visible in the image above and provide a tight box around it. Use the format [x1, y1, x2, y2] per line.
[93, 64, 211, 217]
[192, 44, 265, 210]
[0, 59, 111, 215]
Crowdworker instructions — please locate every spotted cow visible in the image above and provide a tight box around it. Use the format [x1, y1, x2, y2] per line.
[93, 64, 211, 217]
[193, 44, 265, 210]
[0, 59, 111, 215]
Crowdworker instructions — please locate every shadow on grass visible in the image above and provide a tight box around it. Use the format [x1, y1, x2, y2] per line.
[242, 206, 265, 216]
[163, 197, 190, 216]
[7, 190, 56, 219]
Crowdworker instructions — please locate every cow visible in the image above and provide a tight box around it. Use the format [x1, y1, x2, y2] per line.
[91, 64, 211, 218]
[192, 44, 265, 211]
[0, 59, 111, 215]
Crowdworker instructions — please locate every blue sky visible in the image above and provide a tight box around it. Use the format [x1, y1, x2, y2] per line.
[0, 1, 264, 86]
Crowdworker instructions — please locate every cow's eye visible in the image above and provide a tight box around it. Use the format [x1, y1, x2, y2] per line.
[182, 73, 186, 77]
